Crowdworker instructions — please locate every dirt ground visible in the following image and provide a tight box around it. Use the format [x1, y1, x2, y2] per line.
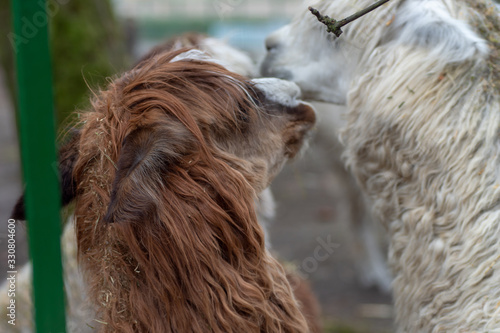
[269, 125, 394, 332]
[0, 67, 393, 332]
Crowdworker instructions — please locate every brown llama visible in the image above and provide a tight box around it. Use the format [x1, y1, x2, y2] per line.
[7, 35, 322, 331]
[18, 48, 316, 332]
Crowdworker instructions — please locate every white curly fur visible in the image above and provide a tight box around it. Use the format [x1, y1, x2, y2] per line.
[262, 0, 500, 331]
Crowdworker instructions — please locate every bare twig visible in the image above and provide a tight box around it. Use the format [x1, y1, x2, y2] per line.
[309, 0, 391, 38]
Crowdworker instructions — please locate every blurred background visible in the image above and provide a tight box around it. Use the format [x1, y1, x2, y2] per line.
[0, 1, 393, 332]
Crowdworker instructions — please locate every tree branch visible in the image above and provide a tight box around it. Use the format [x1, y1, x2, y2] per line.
[309, 0, 391, 38]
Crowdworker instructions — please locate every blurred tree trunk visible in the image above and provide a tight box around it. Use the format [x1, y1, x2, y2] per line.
[0, 0, 129, 131]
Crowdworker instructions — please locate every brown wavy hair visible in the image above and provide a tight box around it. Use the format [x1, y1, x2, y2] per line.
[70, 49, 315, 332]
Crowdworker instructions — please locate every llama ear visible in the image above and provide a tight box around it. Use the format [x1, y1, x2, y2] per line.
[103, 124, 194, 224]
[10, 130, 80, 221]
[388, 0, 489, 62]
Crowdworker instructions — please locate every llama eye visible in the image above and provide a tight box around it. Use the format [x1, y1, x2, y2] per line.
[237, 105, 250, 124]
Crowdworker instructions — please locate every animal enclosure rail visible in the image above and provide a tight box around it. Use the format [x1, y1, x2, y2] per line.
[11, 0, 66, 332]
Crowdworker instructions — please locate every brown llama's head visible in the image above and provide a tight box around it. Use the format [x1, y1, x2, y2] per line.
[68, 49, 315, 332]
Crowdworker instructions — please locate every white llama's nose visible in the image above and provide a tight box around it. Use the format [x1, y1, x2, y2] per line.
[265, 25, 289, 52]
[265, 35, 280, 52]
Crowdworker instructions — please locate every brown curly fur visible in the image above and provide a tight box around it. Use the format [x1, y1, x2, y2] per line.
[70, 49, 315, 332]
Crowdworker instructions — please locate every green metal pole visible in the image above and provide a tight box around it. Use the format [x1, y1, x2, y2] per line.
[10, 0, 66, 332]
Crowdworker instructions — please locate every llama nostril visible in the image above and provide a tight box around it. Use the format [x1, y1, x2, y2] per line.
[265, 37, 279, 52]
